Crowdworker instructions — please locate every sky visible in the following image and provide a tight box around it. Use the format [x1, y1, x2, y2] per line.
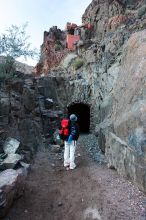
[0, 0, 91, 66]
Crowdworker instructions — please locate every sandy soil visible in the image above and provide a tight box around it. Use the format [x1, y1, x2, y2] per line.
[3, 142, 146, 220]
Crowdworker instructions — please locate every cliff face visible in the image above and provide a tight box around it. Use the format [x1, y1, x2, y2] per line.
[82, 0, 146, 40]
[83, 0, 124, 40]
[35, 0, 146, 192]
[33, 26, 68, 75]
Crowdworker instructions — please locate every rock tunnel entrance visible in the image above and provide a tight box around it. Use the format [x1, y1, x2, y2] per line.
[68, 103, 90, 133]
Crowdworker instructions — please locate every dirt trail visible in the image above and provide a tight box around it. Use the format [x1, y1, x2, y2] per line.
[3, 142, 146, 220]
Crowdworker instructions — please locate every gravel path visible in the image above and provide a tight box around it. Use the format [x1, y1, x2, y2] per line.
[78, 134, 106, 164]
[3, 135, 146, 220]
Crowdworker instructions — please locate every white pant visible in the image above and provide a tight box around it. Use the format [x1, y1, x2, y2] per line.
[64, 140, 76, 169]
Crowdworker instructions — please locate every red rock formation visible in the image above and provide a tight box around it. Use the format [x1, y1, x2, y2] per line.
[33, 26, 68, 75]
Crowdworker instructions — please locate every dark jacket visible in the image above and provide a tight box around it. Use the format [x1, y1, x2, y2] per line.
[69, 121, 79, 141]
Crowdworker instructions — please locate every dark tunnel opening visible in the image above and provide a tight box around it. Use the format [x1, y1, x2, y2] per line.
[68, 103, 90, 133]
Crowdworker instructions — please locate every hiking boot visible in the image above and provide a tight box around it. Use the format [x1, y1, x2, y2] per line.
[70, 164, 76, 170]
[64, 163, 70, 167]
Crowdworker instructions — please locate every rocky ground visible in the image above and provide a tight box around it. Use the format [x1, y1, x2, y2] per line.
[2, 134, 146, 220]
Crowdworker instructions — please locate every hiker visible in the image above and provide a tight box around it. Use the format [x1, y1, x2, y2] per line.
[59, 114, 79, 170]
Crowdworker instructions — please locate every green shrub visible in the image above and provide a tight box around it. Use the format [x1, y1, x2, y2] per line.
[0, 23, 38, 59]
[0, 56, 16, 79]
[138, 5, 146, 18]
[73, 59, 83, 70]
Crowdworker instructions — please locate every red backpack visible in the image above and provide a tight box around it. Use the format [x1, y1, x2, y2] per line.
[59, 119, 70, 140]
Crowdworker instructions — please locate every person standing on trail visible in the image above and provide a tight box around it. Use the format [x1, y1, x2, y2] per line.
[59, 114, 79, 170]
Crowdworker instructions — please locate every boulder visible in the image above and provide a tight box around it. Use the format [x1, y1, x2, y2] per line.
[0, 169, 26, 218]
[44, 98, 54, 109]
[0, 154, 22, 170]
[106, 132, 146, 192]
[3, 138, 20, 154]
[18, 119, 44, 155]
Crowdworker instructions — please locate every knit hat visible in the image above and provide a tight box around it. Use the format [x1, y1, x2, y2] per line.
[70, 114, 77, 121]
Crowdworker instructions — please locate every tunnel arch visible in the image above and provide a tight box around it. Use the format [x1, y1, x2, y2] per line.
[68, 103, 90, 133]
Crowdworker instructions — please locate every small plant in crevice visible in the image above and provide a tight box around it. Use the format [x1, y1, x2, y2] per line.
[73, 59, 83, 70]
[54, 44, 62, 51]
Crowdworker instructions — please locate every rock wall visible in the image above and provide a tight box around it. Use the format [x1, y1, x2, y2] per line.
[106, 30, 146, 192]
[0, 75, 65, 161]
[82, 0, 146, 192]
